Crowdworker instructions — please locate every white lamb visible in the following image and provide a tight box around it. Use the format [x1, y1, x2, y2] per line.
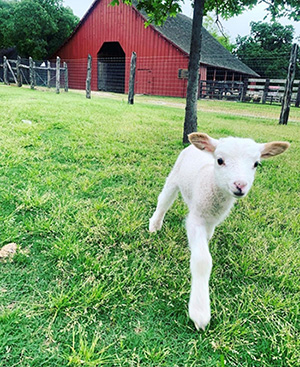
[149, 132, 290, 331]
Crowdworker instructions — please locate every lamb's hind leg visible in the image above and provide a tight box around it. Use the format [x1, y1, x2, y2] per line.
[149, 176, 179, 233]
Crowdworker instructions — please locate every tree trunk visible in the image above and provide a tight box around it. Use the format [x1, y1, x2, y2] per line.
[279, 43, 298, 125]
[183, 0, 205, 144]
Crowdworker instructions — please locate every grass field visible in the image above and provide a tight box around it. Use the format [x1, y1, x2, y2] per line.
[0, 85, 299, 366]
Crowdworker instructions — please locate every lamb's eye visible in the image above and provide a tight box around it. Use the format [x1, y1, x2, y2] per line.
[254, 161, 259, 168]
[217, 158, 225, 166]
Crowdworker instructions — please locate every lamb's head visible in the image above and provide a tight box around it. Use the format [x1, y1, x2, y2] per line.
[189, 132, 290, 199]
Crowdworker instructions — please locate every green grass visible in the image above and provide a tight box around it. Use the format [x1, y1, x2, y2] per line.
[0, 84, 299, 366]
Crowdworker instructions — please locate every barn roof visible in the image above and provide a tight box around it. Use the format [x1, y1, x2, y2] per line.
[62, 0, 258, 77]
[152, 14, 259, 76]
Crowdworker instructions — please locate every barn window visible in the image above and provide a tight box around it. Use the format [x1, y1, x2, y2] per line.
[178, 69, 188, 79]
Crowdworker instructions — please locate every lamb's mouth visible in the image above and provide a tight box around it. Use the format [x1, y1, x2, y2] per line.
[233, 191, 245, 197]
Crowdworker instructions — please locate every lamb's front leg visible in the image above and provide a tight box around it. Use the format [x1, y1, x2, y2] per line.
[186, 215, 213, 330]
[149, 178, 178, 232]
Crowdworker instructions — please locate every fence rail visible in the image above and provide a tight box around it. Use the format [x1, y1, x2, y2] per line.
[0, 56, 68, 93]
[197, 77, 300, 107]
[243, 78, 300, 105]
[199, 80, 244, 101]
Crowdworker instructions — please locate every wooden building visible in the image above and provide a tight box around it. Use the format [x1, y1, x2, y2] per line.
[55, 0, 258, 97]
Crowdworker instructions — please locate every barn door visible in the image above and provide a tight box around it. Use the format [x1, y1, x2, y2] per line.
[97, 42, 125, 93]
[137, 69, 153, 95]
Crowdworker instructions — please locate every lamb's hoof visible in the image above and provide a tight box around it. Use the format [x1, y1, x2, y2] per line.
[194, 321, 206, 331]
[189, 305, 210, 331]
[149, 217, 162, 233]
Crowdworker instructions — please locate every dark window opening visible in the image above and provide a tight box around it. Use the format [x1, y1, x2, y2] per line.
[97, 42, 125, 93]
[178, 69, 188, 79]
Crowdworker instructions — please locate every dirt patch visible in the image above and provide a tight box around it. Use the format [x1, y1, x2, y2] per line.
[0, 243, 17, 259]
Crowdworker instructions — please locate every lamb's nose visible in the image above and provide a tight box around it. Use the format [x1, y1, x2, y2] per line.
[234, 181, 247, 191]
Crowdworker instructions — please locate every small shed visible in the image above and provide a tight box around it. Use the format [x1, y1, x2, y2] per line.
[55, 0, 258, 97]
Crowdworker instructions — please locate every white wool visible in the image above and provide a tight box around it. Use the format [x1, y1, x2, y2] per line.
[149, 133, 289, 331]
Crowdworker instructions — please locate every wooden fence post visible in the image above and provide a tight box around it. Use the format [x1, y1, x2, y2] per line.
[33, 61, 36, 86]
[240, 78, 248, 102]
[279, 43, 298, 125]
[29, 57, 34, 89]
[262, 78, 270, 104]
[47, 61, 51, 88]
[295, 80, 300, 108]
[3, 56, 8, 85]
[16, 56, 22, 87]
[86, 54, 92, 99]
[198, 80, 203, 99]
[128, 52, 137, 104]
[6, 60, 17, 84]
[56, 56, 60, 94]
[64, 62, 68, 92]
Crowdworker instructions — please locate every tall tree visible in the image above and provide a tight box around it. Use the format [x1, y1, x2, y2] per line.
[0, 0, 79, 59]
[116, 0, 300, 143]
[234, 21, 298, 79]
[0, 0, 15, 50]
[183, 0, 204, 144]
[9, 0, 56, 59]
[203, 14, 234, 52]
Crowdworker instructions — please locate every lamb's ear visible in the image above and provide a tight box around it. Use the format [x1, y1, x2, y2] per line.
[188, 132, 218, 152]
[260, 141, 290, 159]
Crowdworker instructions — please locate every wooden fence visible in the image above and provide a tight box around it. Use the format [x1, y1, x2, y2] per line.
[2, 52, 299, 113]
[0, 56, 68, 93]
[199, 81, 244, 101]
[0, 54, 117, 101]
[198, 78, 300, 107]
[241, 78, 300, 106]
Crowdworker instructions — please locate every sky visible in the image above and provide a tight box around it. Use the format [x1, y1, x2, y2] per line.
[63, 0, 300, 42]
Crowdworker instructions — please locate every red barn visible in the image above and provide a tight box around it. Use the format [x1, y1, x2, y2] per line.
[56, 0, 258, 97]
